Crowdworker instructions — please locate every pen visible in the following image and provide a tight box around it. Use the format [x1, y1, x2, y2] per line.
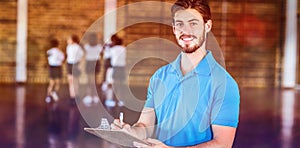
[120, 112, 124, 128]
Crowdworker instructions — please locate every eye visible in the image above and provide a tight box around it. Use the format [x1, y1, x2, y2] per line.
[175, 22, 183, 27]
[190, 22, 198, 26]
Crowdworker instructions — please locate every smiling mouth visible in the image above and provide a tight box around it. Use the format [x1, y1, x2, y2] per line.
[180, 35, 196, 42]
[182, 37, 194, 41]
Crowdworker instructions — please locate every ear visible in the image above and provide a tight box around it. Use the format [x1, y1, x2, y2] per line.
[205, 20, 212, 33]
[172, 23, 176, 34]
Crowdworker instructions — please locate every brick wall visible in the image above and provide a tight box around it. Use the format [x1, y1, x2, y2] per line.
[0, 0, 285, 88]
[0, 0, 17, 83]
[120, 0, 283, 87]
[213, 1, 283, 87]
[27, 0, 105, 83]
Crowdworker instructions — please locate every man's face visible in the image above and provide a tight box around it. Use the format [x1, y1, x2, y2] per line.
[173, 9, 209, 53]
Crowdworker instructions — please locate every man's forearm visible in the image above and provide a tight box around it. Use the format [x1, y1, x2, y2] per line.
[129, 107, 156, 140]
[182, 125, 235, 148]
[131, 122, 148, 139]
[177, 139, 230, 148]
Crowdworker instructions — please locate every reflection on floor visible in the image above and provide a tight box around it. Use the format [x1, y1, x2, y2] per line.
[0, 84, 299, 148]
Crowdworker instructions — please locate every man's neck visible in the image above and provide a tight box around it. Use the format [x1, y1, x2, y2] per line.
[180, 48, 207, 76]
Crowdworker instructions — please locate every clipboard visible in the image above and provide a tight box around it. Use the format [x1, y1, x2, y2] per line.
[84, 127, 151, 147]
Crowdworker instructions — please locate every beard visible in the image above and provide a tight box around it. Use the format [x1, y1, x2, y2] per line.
[178, 30, 206, 54]
[181, 38, 203, 53]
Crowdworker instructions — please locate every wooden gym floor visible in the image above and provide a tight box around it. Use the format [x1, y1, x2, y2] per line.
[0, 84, 299, 148]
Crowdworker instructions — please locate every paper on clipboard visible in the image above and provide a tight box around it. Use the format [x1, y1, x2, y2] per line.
[84, 127, 151, 147]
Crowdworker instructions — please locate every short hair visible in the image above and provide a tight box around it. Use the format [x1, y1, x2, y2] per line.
[70, 34, 80, 44]
[111, 34, 123, 45]
[50, 38, 59, 48]
[171, 0, 211, 23]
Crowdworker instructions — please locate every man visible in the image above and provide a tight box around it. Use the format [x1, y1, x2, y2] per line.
[111, 0, 240, 147]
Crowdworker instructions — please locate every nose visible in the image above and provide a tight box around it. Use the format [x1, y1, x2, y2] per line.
[180, 24, 192, 34]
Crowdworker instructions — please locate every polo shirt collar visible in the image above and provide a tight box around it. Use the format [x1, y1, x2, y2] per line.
[170, 50, 213, 77]
[194, 51, 212, 76]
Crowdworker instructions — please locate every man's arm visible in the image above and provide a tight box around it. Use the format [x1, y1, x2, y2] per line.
[111, 107, 156, 139]
[132, 107, 156, 139]
[133, 125, 236, 148]
[185, 125, 236, 148]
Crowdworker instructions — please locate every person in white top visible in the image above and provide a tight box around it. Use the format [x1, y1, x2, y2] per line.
[102, 43, 113, 85]
[46, 38, 65, 103]
[66, 34, 84, 101]
[82, 33, 103, 106]
[103, 34, 126, 107]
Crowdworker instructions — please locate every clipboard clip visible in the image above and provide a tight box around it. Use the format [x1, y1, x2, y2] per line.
[98, 118, 110, 130]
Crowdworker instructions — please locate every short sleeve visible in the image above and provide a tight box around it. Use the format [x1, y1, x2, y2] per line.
[47, 49, 52, 56]
[144, 76, 155, 108]
[211, 78, 240, 128]
[79, 46, 84, 58]
[59, 51, 65, 61]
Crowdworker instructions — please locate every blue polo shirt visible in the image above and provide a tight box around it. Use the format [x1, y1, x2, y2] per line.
[145, 51, 240, 147]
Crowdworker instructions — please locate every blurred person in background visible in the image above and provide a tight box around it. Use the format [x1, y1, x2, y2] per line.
[82, 33, 103, 106]
[66, 34, 84, 103]
[103, 33, 126, 107]
[46, 38, 65, 103]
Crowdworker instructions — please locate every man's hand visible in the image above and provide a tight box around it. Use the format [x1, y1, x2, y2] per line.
[110, 119, 135, 134]
[133, 138, 172, 148]
[110, 119, 125, 130]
